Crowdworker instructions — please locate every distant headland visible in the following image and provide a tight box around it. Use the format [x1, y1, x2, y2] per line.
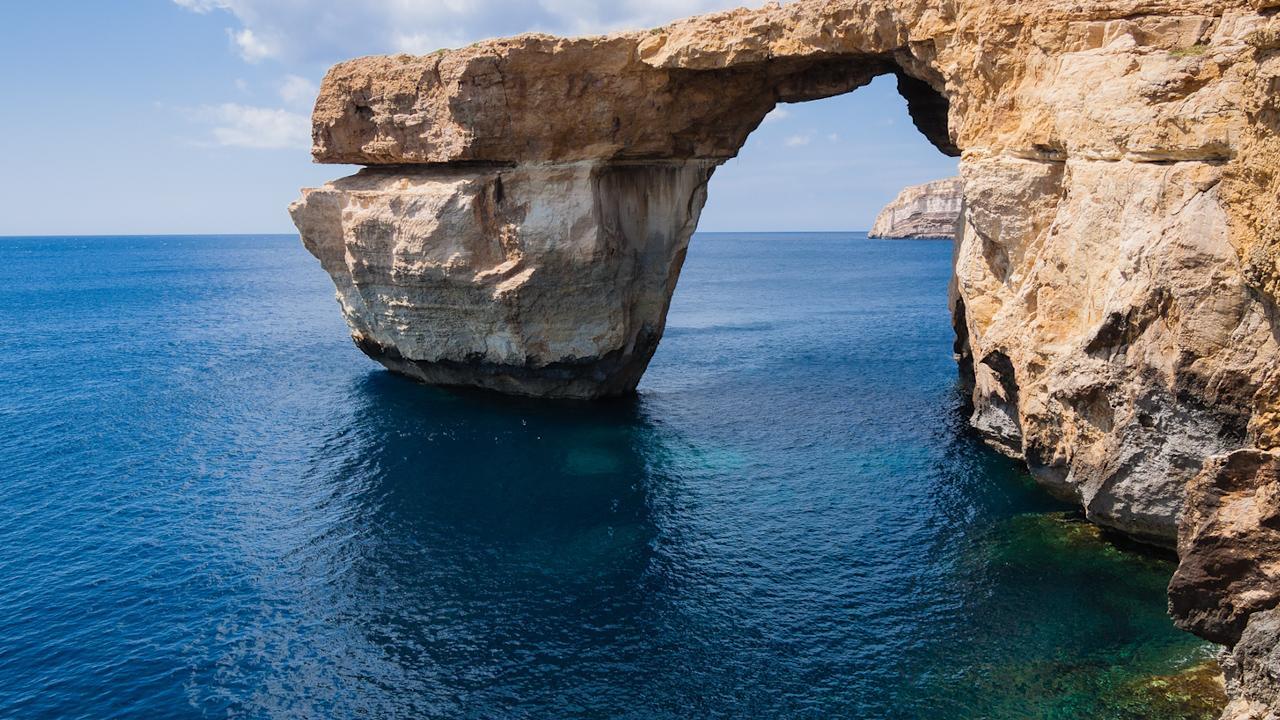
[868, 177, 963, 240]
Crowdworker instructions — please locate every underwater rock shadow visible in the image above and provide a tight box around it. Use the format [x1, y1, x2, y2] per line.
[299, 370, 676, 587]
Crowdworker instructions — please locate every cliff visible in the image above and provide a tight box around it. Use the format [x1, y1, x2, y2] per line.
[868, 177, 963, 239]
[290, 2, 1280, 716]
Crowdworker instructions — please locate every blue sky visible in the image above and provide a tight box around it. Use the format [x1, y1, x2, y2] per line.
[0, 1, 957, 235]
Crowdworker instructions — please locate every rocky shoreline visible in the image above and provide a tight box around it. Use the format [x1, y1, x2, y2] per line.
[291, 2, 1280, 716]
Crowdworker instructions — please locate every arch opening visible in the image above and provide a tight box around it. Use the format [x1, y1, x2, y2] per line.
[697, 72, 960, 235]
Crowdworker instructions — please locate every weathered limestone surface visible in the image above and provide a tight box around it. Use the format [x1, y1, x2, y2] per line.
[1171, 451, 1280, 719]
[292, 2, 1280, 715]
[868, 177, 963, 239]
[1172, 451, 1280, 646]
[291, 163, 712, 398]
[1221, 607, 1280, 720]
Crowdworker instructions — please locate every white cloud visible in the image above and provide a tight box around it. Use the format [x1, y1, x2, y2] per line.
[762, 107, 791, 124]
[230, 27, 279, 62]
[203, 104, 311, 149]
[391, 30, 470, 56]
[279, 74, 319, 105]
[784, 133, 813, 147]
[826, 133, 840, 142]
[172, 0, 774, 63]
[172, 0, 222, 11]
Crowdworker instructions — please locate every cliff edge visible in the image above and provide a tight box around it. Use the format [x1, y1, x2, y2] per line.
[868, 177, 963, 239]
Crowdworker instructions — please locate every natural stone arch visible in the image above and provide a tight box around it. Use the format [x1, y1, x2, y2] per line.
[293, 28, 962, 399]
[306, 35, 958, 165]
[290, 0, 1279, 528]
[292, 4, 1280, 712]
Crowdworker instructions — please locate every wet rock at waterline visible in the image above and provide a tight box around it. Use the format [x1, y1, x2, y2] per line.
[1221, 607, 1280, 720]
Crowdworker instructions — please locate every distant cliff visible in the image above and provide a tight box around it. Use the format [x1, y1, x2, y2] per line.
[868, 178, 963, 239]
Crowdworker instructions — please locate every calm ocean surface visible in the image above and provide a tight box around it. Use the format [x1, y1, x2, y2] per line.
[0, 233, 1215, 719]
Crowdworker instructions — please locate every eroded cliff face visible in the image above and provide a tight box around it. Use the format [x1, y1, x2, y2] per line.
[869, 177, 963, 239]
[291, 2, 1280, 715]
[1171, 451, 1280, 719]
[290, 162, 712, 398]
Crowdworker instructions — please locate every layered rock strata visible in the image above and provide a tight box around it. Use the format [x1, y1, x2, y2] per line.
[291, 163, 713, 398]
[868, 177, 963, 239]
[291, 2, 1280, 716]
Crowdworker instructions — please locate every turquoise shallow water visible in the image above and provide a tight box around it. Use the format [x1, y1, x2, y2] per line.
[0, 233, 1216, 718]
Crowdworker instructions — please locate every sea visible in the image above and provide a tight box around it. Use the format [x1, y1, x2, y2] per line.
[0, 233, 1219, 719]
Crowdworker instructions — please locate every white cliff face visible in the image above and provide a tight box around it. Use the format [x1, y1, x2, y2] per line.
[290, 162, 714, 398]
[869, 177, 963, 239]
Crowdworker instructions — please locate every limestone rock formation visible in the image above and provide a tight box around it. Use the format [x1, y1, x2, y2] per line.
[868, 177, 963, 239]
[291, 2, 1280, 715]
[291, 163, 712, 398]
[1171, 451, 1280, 647]
[1171, 451, 1280, 719]
[1221, 607, 1280, 720]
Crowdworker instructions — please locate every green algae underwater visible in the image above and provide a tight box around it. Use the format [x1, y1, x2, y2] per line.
[0, 233, 1222, 718]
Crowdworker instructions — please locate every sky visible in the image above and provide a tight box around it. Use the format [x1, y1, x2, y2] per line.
[0, 0, 957, 236]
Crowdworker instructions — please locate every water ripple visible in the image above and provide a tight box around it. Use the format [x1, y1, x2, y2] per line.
[0, 235, 1214, 719]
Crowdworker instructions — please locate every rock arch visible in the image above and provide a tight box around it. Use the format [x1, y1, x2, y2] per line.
[292, 4, 1280, 713]
[291, 16, 963, 401]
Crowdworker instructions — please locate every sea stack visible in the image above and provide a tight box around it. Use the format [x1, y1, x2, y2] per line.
[292, 5, 1280, 714]
[868, 177, 963, 239]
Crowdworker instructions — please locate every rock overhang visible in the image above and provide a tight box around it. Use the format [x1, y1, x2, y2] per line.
[308, 48, 944, 165]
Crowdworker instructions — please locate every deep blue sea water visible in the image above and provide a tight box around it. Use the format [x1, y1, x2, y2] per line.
[0, 233, 1216, 719]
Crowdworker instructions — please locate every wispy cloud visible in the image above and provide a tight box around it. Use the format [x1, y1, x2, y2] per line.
[197, 103, 311, 149]
[229, 27, 280, 62]
[278, 75, 319, 105]
[171, 0, 778, 63]
[762, 107, 791, 124]
[781, 129, 841, 147]
[172, 0, 222, 11]
[392, 31, 468, 56]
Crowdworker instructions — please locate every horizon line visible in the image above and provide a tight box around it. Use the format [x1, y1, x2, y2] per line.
[0, 230, 888, 239]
